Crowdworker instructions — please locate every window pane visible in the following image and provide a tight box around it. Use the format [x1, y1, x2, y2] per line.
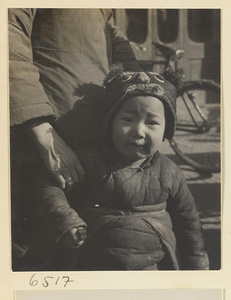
[125, 9, 148, 44]
[157, 9, 179, 43]
[188, 9, 220, 43]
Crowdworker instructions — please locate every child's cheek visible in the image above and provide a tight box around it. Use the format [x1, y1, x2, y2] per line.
[121, 125, 131, 135]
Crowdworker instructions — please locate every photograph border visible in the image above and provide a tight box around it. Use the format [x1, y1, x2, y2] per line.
[1, 1, 230, 299]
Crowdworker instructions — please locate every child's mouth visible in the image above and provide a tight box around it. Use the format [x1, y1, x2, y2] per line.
[130, 142, 146, 149]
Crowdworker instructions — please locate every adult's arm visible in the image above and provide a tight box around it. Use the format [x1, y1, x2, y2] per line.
[9, 9, 85, 188]
[9, 8, 56, 126]
[103, 9, 140, 71]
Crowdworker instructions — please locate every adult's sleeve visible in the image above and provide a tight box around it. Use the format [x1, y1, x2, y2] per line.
[103, 9, 140, 72]
[167, 167, 209, 270]
[9, 8, 56, 126]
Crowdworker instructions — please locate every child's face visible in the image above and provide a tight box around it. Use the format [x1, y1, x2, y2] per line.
[111, 95, 165, 163]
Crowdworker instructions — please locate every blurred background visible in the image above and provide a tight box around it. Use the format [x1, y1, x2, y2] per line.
[114, 9, 220, 83]
[114, 9, 221, 270]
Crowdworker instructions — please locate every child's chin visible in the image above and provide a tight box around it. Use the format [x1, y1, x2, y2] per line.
[129, 152, 149, 161]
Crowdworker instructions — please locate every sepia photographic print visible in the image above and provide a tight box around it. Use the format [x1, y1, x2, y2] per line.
[9, 8, 221, 272]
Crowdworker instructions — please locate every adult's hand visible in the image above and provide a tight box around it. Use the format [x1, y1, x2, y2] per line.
[26, 122, 85, 190]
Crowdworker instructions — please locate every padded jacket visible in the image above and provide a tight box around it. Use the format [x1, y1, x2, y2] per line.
[35, 144, 209, 270]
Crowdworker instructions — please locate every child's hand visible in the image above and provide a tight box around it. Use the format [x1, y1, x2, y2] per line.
[61, 227, 87, 248]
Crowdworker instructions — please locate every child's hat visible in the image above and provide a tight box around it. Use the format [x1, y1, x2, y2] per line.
[103, 64, 179, 140]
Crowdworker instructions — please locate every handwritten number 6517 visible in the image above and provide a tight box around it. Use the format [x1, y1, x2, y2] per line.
[29, 273, 74, 288]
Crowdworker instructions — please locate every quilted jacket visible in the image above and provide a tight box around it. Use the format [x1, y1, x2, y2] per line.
[35, 143, 209, 270]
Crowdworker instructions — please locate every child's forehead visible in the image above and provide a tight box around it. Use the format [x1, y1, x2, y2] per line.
[121, 95, 164, 111]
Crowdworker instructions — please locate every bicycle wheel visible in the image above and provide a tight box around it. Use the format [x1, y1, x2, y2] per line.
[169, 80, 221, 173]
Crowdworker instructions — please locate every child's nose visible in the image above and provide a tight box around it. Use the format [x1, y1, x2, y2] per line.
[132, 123, 145, 138]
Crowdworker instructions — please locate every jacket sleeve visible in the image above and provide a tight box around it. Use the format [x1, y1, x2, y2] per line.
[167, 167, 209, 270]
[34, 167, 86, 243]
[103, 9, 140, 72]
[9, 8, 56, 126]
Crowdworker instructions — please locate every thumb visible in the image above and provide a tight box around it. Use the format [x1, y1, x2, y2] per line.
[52, 172, 66, 189]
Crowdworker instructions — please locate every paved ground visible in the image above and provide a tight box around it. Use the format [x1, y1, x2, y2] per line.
[160, 98, 221, 270]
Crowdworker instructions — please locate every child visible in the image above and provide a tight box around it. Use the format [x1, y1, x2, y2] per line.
[35, 65, 209, 270]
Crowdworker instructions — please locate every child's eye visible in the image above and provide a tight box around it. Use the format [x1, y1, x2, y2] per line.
[122, 117, 132, 122]
[146, 120, 158, 126]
